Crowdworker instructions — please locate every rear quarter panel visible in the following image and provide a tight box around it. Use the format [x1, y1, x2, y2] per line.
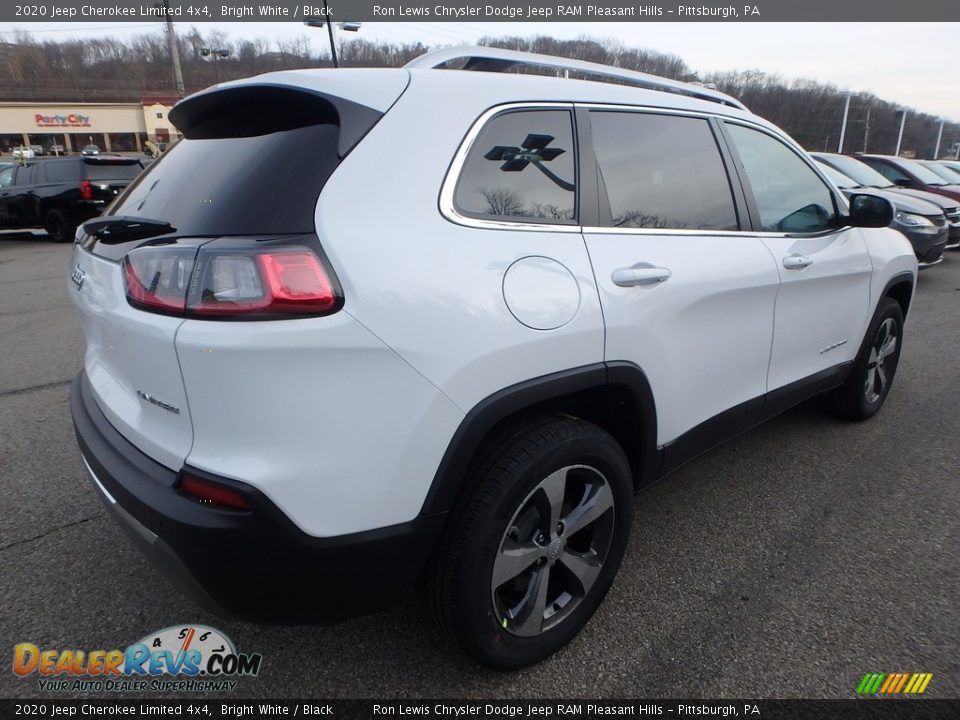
[315, 75, 607, 414]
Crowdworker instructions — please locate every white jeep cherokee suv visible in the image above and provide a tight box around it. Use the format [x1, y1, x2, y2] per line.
[69, 48, 917, 670]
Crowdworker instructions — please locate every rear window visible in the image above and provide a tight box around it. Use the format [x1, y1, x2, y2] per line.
[83, 160, 143, 181]
[110, 87, 368, 237]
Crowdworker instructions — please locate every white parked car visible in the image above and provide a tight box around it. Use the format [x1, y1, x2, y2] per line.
[69, 47, 917, 670]
[11, 145, 35, 160]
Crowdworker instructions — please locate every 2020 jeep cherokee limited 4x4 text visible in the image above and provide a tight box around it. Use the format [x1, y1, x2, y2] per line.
[69, 47, 917, 670]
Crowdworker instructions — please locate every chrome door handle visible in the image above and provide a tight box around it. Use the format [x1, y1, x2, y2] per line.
[783, 254, 813, 270]
[612, 265, 672, 287]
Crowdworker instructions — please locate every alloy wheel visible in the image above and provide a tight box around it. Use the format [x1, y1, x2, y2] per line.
[864, 317, 898, 404]
[491, 464, 615, 637]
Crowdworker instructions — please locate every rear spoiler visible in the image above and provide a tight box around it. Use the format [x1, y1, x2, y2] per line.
[169, 70, 410, 157]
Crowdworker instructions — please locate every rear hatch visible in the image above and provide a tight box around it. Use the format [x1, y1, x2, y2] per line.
[70, 71, 408, 471]
[80, 157, 144, 203]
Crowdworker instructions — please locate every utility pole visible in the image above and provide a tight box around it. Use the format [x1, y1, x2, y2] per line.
[162, 0, 185, 96]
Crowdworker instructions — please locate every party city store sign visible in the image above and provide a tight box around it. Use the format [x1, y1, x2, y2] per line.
[36, 113, 92, 128]
[12, 625, 262, 693]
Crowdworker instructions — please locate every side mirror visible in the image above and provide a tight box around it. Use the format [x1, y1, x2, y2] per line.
[892, 177, 911, 187]
[848, 193, 894, 228]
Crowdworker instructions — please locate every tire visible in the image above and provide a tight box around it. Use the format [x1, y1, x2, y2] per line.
[44, 210, 75, 244]
[427, 414, 633, 670]
[831, 297, 904, 421]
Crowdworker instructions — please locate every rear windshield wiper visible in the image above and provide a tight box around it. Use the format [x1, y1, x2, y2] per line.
[83, 216, 176, 243]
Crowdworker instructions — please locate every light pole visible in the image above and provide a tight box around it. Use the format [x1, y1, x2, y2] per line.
[837, 91, 852, 153]
[862, 104, 872, 153]
[933, 118, 945, 159]
[894, 106, 908, 156]
[200, 47, 230, 83]
[304, 5, 361, 69]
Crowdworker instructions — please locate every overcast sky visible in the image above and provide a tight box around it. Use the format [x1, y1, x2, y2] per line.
[4, 21, 958, 121]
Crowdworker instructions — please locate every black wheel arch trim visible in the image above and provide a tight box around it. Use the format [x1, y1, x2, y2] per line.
[419, 361, 660, 518]
[879, 270, 915, 319]
[420, 348, 888, 520]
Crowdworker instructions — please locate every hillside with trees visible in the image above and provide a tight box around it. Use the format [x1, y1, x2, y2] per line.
[1, 30, 956, 158]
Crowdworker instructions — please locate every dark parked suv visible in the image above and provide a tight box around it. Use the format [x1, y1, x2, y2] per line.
[0, 156, 144, 242]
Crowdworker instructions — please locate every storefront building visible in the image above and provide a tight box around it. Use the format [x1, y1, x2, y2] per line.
[0, 97, 180, 154]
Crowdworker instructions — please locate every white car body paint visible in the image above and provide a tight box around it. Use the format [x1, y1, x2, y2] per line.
[70, 65, 918, 539]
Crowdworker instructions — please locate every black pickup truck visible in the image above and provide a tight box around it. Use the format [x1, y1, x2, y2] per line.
[0, 156, 145, 242]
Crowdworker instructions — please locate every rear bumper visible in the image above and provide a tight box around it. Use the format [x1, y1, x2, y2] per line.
[70, 371, 445, 624]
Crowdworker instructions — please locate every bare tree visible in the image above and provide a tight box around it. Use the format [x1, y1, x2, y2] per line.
[614, 210, 668, 229]
[0, 30, 956, 158]
[530, 202, 574, 221]
[480, 187, 525, 217]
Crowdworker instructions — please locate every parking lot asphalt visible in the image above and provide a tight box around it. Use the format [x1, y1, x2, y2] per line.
[1, 234, 957, 700]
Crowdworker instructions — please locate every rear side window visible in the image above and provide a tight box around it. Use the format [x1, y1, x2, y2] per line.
[590, 111, 738, 231]
[455, 109, 577, 225]
[725, 123, 838, 233]
[83, 160, 143, 181]
[14, 165, 36, 185]
[44, 162, 82, 182]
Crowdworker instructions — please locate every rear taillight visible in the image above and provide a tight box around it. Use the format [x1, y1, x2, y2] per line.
[123, 247, 194, 314]
[179, 474, 250, 511]
[80, 180, 93, 200]
[190, 251, 336, 316]
[122, 242, 341, 320]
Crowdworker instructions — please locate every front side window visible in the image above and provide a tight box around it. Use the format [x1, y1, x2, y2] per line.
[454, 109, 577, 225]
[0, 167, 13, 188]
[591, 111, 738, 231]
[726, 123, 838, 233]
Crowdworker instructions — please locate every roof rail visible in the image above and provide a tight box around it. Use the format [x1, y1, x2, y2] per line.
[405, 46, 748, 111]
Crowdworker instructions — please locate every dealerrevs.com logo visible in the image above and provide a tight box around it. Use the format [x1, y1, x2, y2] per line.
[13, 625, 262, 692]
